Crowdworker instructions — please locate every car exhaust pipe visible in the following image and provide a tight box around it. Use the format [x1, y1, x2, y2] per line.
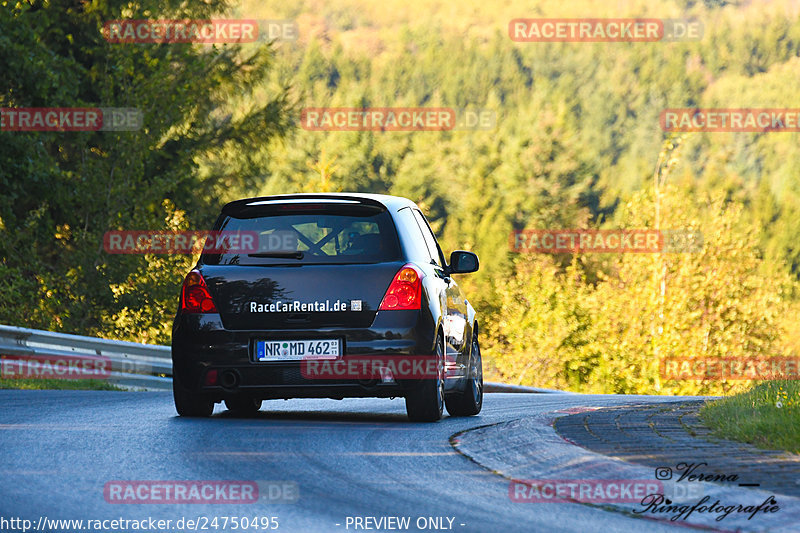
[220, 370, 240, 390]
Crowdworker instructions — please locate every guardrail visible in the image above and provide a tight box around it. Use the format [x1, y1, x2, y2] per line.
[0, 324, 560, 393]
[0, 325, 172, 390]
[483, 382, 570, 394]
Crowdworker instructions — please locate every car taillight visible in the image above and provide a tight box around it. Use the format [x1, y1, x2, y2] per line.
[379, 264, 424, 310]
[180, 270, 218, 313]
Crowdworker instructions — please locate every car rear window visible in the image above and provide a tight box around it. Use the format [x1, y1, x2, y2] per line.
[203, 202, 402, 265]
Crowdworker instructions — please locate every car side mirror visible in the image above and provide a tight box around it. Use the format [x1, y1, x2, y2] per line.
[447, 250, 479, 274]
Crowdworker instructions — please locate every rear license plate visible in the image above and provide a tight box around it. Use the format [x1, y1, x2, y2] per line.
[254, 339, 341, 361]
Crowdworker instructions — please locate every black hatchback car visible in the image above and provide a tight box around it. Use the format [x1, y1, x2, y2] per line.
[171, 193, 481, 421]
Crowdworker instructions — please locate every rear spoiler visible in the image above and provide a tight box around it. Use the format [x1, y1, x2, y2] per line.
[221, 195, 388, 217]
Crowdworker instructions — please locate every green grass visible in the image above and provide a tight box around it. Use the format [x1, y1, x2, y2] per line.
[0, 378, 124, 391]
[700, 380, 800, 454]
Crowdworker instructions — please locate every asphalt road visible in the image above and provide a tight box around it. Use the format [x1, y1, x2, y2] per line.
[1, 391, 708, 533]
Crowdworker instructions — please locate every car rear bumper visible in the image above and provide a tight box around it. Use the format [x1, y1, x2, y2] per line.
[171, 310, 441, 400]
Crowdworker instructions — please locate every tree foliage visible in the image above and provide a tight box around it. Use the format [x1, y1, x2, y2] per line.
[3, 0, 800, 394]
[0, 0, 291, 341]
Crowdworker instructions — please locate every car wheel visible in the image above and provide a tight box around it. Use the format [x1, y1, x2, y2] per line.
[173, 373, 214, 417]
[405, 333, 445, 422]
[224, 396, 263, 415]
[445, 333, 483, 416]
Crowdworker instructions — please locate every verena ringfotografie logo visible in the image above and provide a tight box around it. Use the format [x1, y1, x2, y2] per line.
[638, 461, 781, 523]
[102, 20, 298, 43]
[300, 356, 440, 380]
[635, 494, 780, 522]
[509, 19, 702, 42]
[1, 354, 111, 379]
[300, 108, 496, 131]
[510, 479, 663, 503]
[104, 481, 299, 504]
[0, 108, 142, 132]
[510, 229, 702, 254]
[103, 231, 260, 254]
[661, 108, 800, 132]
[661, 357, 800, 380]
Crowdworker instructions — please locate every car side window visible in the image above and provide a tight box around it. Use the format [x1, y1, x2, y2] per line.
[412, 209, 445, 268]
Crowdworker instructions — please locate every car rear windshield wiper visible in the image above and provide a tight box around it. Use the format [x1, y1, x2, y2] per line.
[247, 251, 305, 259]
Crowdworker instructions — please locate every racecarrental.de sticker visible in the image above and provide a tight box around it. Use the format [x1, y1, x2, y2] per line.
[249, 300, 360, 312]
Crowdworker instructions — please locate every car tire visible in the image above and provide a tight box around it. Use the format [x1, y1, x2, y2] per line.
[173, 373, 214, 417]
[405, 333, 445, 422]
[445, 333, 483, 417]
[224, 396, 263, 415]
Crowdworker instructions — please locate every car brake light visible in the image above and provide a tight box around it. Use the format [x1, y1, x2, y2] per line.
[181, 270, 218, 313]
[379, 264, 424, 310]
[277, 204, 326, 210]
